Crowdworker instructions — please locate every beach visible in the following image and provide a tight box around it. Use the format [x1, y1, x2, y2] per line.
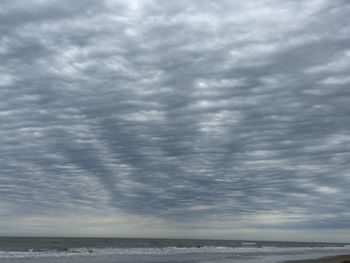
[1, 253, 350, 263]
[285, 254, 350, 263]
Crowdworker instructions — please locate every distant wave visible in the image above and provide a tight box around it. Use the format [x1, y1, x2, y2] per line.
[240, 242, 257, 246]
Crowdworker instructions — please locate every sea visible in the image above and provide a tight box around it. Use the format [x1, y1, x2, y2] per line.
[1, 237, 350, 263]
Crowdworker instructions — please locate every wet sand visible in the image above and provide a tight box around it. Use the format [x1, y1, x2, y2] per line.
[285, 254, 350, 263]
[1, 253, 350, 263]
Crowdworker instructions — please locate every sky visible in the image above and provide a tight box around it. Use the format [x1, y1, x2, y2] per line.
[1, 0, 350, 242]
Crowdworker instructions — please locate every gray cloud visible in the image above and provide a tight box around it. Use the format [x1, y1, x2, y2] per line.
[1, 0, 350, 238]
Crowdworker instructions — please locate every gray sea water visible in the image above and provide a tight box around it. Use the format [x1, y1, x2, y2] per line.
[1, 237, 350, 263]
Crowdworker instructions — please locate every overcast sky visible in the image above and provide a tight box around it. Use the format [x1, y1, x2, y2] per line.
[1, 0, 350, 242]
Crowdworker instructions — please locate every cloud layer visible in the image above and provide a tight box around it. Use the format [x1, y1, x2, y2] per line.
[1, 0, 350, 239]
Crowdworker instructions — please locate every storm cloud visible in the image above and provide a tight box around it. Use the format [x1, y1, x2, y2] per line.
[1, 0, 350, 240]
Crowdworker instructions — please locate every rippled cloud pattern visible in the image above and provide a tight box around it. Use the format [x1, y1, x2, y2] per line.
[1, 0, 350, 239]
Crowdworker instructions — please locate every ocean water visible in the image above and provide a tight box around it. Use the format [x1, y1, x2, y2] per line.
[1, 237, 350, 263]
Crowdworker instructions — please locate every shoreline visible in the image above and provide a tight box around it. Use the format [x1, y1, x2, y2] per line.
[0, 254, 350, 263]
[285, 254, 350, 263]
